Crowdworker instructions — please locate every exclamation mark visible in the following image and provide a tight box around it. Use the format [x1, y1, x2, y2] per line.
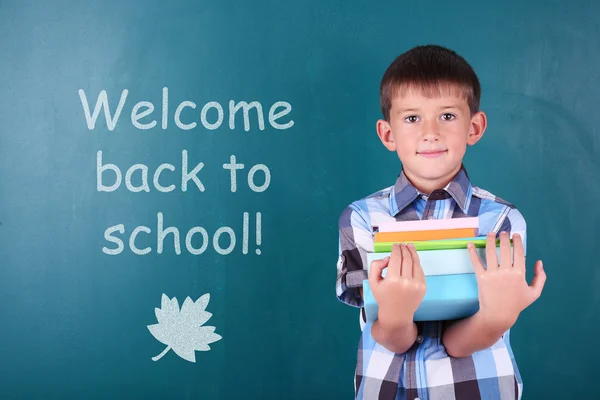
[255, 212, 261, 255]
[242, 212, 249, 255]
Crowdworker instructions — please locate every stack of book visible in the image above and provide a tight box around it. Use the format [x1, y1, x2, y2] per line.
[362, 217, 513, 322]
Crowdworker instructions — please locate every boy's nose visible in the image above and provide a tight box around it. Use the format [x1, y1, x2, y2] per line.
[421, 119, 441, 141]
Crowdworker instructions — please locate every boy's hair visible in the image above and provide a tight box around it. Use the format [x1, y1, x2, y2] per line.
[380, 45, 481, 121]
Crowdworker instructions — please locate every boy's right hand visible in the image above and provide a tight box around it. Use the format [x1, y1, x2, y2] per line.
[368, 243, 426, 327]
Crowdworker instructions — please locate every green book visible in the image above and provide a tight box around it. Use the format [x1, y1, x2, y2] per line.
[373, 237, 512, 253]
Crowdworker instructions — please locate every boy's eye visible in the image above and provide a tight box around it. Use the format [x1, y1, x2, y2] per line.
[441, 113, 456, 121]
[404, 115, 419, 123]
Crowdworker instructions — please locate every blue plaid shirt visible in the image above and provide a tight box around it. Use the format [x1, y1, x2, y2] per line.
[336, 166, 525, 400]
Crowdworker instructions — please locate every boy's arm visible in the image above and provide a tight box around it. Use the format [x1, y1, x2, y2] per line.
[442, 229, 546, 358]
[442, 310, 509, 358]
[336, 207, 423, 354]
[444, 209, 527, 357]
[357, 285, 418, 354]
[372, 319, 418, 354]
[369, 244, 425, 354]
[352, 283, 418, 354]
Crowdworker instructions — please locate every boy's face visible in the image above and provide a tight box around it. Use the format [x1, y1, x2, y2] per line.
[376, 84, 487, 193]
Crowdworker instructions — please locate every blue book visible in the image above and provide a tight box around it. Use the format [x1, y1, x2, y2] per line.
[363, 274, 479, 321]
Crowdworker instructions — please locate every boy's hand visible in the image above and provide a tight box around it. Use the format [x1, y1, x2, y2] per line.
[467, 231, 547, 331]
[368, 243, 426, 328]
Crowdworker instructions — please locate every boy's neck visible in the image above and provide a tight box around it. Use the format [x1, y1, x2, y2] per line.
[402, 164, 463, 195]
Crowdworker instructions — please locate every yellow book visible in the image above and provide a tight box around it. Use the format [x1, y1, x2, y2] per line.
[374, 228, 477, 242]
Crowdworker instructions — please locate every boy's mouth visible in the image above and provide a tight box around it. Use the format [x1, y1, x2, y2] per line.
[417, 150, 447, 158]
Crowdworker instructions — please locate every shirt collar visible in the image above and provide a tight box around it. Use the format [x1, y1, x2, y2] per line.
[389, 164, 472, 216]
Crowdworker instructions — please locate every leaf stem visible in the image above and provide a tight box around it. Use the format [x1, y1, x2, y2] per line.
[152, 346, 171, 361]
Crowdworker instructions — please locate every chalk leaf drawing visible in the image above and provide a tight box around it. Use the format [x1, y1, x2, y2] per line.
[148, 293, 222, 362]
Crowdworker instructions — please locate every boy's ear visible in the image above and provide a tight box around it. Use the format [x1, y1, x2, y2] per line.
[467, 111, 487, 145]
[377, 119, 396, 151]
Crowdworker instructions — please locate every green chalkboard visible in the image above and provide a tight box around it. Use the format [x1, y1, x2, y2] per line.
[1, 1, 598, 399]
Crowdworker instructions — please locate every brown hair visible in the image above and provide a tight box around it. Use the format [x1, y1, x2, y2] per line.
[380, 45, 481, 121]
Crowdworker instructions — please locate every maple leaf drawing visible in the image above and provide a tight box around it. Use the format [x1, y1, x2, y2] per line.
[147, 293, 222, 362]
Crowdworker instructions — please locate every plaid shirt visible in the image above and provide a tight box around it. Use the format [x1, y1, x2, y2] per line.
[336, 166, 525, 400]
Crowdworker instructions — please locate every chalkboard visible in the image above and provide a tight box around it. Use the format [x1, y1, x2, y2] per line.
[1, 1, 598, 399]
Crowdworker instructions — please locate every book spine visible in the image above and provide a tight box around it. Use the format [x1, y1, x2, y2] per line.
[373, 238, 511, 252]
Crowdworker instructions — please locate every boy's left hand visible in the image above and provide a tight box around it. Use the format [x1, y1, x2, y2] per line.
[467, 231, 547, 331]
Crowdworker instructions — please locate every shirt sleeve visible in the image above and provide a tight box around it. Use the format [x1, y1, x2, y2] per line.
[336, 204, 374, 308]
[496, 205, 527, 257]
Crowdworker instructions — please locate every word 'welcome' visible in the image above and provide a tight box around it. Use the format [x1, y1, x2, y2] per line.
[79, 88, 294, 131]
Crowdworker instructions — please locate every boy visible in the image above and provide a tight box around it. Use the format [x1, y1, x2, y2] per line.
[336, 45, 547, 400]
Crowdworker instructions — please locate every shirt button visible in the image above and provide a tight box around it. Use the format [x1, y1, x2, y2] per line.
[416, 335, 423, 343]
